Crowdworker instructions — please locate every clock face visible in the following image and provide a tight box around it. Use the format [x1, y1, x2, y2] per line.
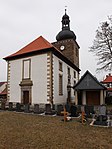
[60, 45, 65, 51]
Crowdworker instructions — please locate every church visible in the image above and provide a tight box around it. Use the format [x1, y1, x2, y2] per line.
[4, 10, 80, 106]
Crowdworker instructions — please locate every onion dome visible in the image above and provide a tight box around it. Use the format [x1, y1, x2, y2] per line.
[56, 9, 76, 41]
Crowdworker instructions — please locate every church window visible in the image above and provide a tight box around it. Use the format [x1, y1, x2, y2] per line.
[23, 59, 31, 79]
[74, 71, 76, 78]
[68, 67, 70, 76]
[67, 67, 71, 83]
[59, 61, 63, 71]
[74, 80, 76, 95]
[59, 74, 63, 95]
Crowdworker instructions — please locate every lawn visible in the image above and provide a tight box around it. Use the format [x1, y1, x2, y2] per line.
[0, 111, 112, 149]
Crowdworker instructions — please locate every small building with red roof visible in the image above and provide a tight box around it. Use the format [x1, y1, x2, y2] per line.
[102, 74, 112, 104]
[3, 11, 80, 106]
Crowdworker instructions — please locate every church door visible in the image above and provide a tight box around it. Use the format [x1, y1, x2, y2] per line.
[23, 91, 29, 105]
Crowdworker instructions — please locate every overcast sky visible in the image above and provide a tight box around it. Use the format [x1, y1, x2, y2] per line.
[0, 0, 112, 81]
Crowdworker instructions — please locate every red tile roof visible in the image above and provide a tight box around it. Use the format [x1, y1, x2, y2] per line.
[3, 36, 80, 72]
[102, 75, 112, 83]
[4, 36, 54, 59]
[107, 88, 112, 91]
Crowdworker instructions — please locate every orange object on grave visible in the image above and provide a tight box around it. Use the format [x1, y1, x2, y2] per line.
[61, 106, 69, 122]
[82, 111, 86, 124]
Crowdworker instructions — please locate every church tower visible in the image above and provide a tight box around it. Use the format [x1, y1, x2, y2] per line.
[53, 9, 80, 68]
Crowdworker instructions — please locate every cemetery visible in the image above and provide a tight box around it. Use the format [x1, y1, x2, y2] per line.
[0, 101, 112, 127]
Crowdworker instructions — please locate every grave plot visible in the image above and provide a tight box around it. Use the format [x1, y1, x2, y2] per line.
[85, 105, 94, 118]
[16, 103, 24, 112]
[61, 106, 71, 122]
[45, 104, 56, 115]
[9, 102, 14, 111]
[90, 105, 112, 127]
[70, 105, 79, 117]
[24, 104, 31, 113]
[90, 115, 112, 127]
[56, 104, 64, 116]
[33, 104, 44, 114]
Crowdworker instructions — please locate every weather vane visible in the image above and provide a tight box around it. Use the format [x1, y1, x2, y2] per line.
[65, 6, 67, 13]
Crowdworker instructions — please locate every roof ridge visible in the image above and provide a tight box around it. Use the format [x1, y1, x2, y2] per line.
[74, 70, 106, 89]
[4, 36, 54, 60]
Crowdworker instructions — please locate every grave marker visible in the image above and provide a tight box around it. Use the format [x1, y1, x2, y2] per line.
[45, 104, 55, 115]
[70, 105, 78, 117]
[57, 104, 64, 116]
[34, 104, 39, 114]
[24, 104, 30, 113]
[9, 102, 13, 111]
[1, 101, 6, 110]
[99, 105, 106, 115]
[61, 106, 69, 122]
[45, 104, 51, 114]
[16, 103, 22, 112]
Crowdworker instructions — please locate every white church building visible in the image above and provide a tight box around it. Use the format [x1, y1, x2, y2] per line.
[4, 10, 80, 106]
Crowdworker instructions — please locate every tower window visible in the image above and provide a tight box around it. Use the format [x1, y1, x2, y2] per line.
[74, 71, 76, 78]
[68, 67, 70, 76]
[59, 61, 63, 71]
[74, 80, 76, 95]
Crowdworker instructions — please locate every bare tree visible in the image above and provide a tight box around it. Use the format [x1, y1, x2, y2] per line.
[89, 16, 112, 72]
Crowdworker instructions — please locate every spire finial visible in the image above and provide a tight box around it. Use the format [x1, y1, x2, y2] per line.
[65, 6, 67, 14]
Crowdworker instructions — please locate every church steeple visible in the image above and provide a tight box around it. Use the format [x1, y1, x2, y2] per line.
[56, 10, 76, 41]
[62, 9, 70, 30]
[53, 10, 79, 68]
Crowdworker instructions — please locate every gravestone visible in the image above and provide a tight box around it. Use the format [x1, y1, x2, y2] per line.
[89, 106, 94, 114]
[94, 106, 100, 115]
[52, 104, 55, 110]
[45, 104, 51, 114]
[70, 105, 78, 117]
[99, 105, 106, 115]
[81, 106, 85, 112]
[57, 104, 64, 116]
[24, 104, 30, 113]
[76, 105, 81, 113]
[16, 103, 22, 112]
[34, 104, 40, 114]
[107, 116, 112, 127]
[9, 102, 13, 111]
[94, 115, 107, 126]
[45, 104, 55, 115]
[65, 104, 70, 113]
[85, 105, 94, 117]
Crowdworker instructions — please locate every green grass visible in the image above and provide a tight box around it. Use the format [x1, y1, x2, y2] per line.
[0, 111, 112, 149]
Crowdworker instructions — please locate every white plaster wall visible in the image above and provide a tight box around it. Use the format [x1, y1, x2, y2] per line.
[9, 54, 47, 104]
[32, 54, 47, 104]
[53, 55, 78, 104]
[10, 59, 22, 102]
